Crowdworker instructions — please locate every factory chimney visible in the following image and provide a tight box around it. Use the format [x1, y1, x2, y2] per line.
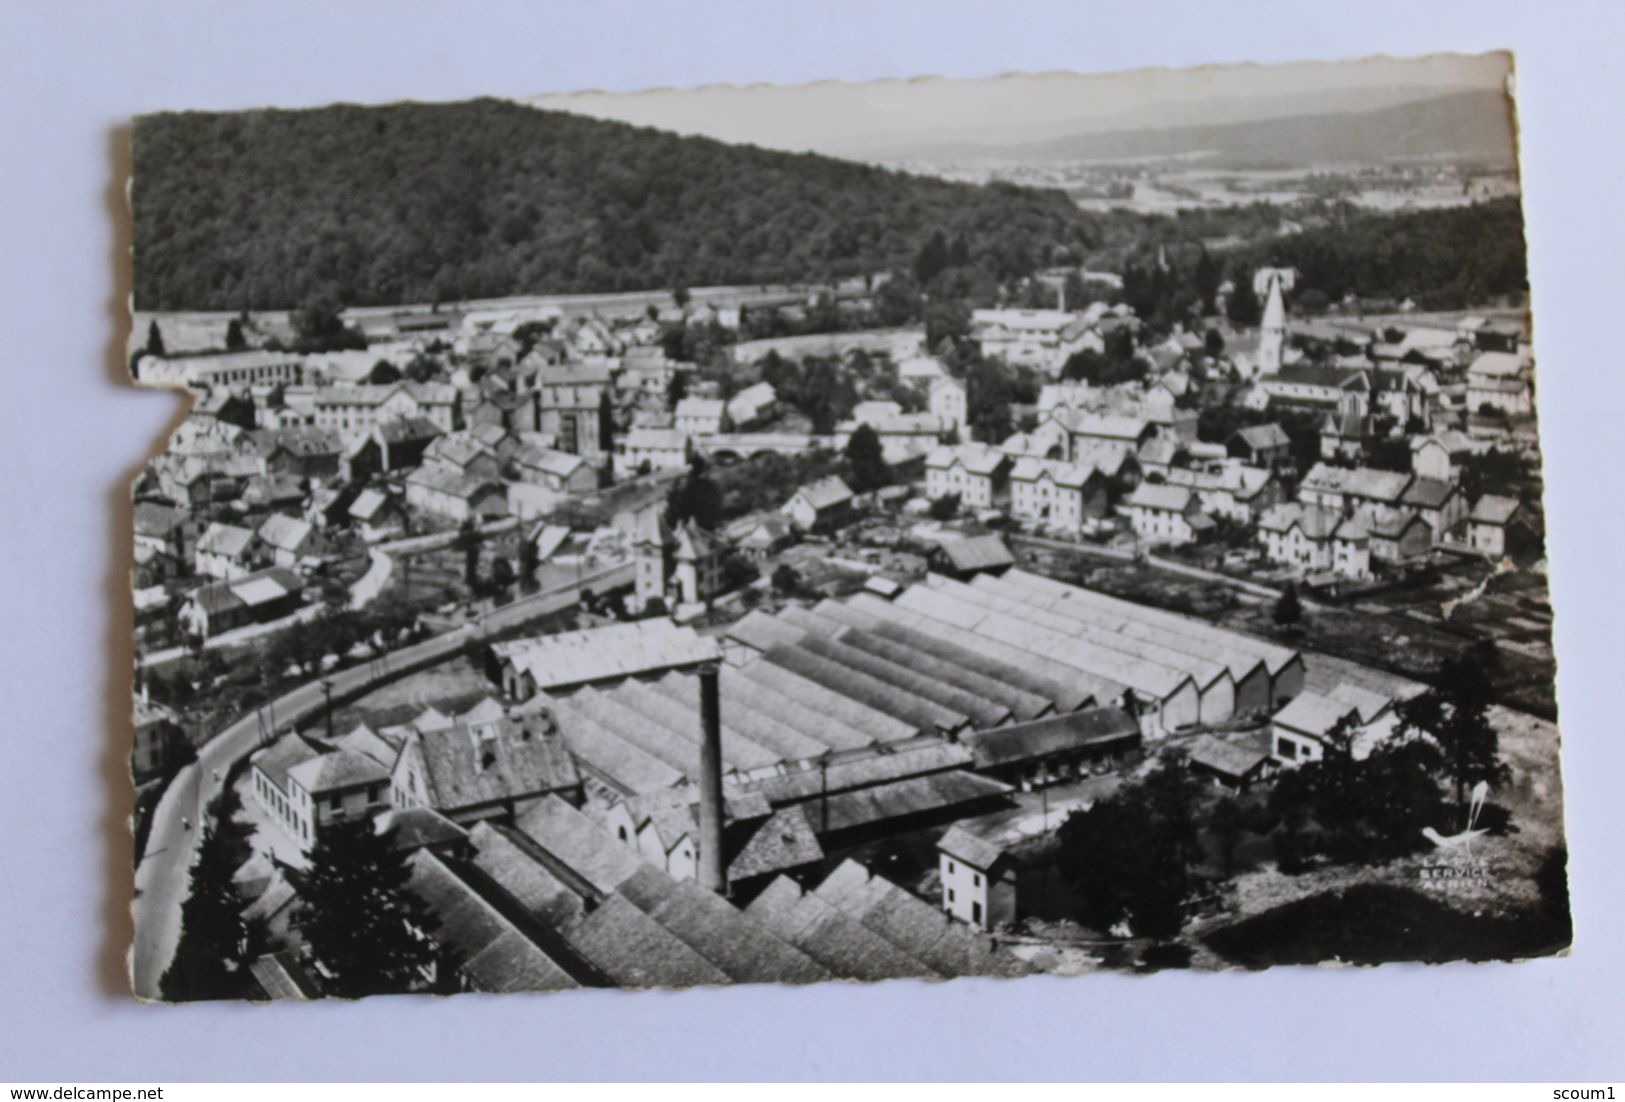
[697, 662, 727, 895]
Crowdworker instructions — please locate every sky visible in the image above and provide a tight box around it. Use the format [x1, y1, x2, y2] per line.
[526, 52, 1511, 158]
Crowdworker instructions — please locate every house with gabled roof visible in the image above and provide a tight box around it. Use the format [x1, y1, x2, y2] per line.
[1297, 463, 1414, 522]
[391, 713, 583, 826]
[250, 725, 397, 852]
[937, 825, 1016, 931]
[194, 521, 260, 580]
[1257, 503, 1371, 580]
[1118, 483, 1209, 546]
[1271, 684, 1400, 767]
[1008, 457, 1110, 533]
[1401, 477, 1467, 536]
[404, 462, 509, 523]
[725, 381, 778, 430]
[347, 488, 408, 543]
[255, 512, 325, 567]
[1464, 494, 1538, 559]
[925, 443, 1010, 510]
[782, 475, 856, 534]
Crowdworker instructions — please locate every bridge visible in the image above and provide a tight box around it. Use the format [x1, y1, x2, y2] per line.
[693, 432, 835, 460]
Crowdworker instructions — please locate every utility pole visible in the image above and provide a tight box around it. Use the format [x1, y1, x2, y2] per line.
[321, 677, 335, 742]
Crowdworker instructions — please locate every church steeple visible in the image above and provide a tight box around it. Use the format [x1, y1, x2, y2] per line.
[1258, 272, 1287, 375]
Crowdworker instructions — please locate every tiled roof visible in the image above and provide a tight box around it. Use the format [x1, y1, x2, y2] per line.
[936, 824, 1007, 870]
[1186, 734, 1270, 779]
[933, 534, 1014, 574]
[491, 619, 720, 694]
[285, 749, 389, 794]
[793, 475, 855, 512]
[1123, 483, 1194, 513]
[197, 522, 256, 558]
[567, 893, 731, 989]
[255, 512, 313, 554]
[407, 716, 580, 814]
[744, 876, 940, 981]
[1470, 494, 1522, 525]
[613, 865, 831, 984]
[800, 770, 1011, 835]
[466, 821, 587, 930]
[404, 849, 580, 993]
[513, 795, 643, 898]
[962, 707, 1139, 770]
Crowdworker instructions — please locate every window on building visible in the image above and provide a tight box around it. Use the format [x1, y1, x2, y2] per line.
[946, 860, 955, 875]
[330, 794, 343, 811]
[973, 873, 981, 888]
[1278, 737, 1297, 759]
[947, 888, 955, 904]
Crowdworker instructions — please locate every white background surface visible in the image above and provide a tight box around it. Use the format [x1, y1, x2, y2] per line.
[1, 0, 1621, 1082]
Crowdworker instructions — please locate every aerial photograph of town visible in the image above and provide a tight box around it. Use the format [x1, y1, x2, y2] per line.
[125, 52, 1568, 1003]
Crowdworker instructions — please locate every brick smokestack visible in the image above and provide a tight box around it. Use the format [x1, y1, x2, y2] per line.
[697, 662, 727, 895]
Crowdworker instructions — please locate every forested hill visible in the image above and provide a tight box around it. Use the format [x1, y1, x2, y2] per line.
[131, 98, 1099, 311]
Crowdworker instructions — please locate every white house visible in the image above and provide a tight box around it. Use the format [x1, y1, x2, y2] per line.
[928, 376, 968, 435]
[1257, 503, 1372, 580]
[937, 824, 1016, 931]
[194, 521, 259, 580]
[673, 397, 727, 437]
[782, 475, 856, 534]
[724, 381, 777, 430]
[1118, 483, 1208, 546]
[1008, 458, 1109, 533]
[925, 443, 1010, 509]
[1465, 494, 1528, 558]
[619, 427, 692, 475]
[972, 308, 1101, 374]
[1271, 684, 1399, 766]
[1465, 350, 1534, 416]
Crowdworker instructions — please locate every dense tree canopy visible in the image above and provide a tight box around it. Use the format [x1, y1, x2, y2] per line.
[133, 99, 1101, 310]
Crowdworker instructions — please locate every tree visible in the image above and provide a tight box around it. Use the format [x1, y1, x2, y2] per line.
[225, 317, 247, 351]
[844, 422, 888, 493]
[454, 519, 482, 589]
[294, 822, 440, 997]
[771, 563, 802, 596]
[368, 360, 402, 384]
[666, 369, 689, 408]
[665, 457, 723, 532]
[160, 790, 265, 1001]
[1055, 757, 1201, 940]
[1396, 652, 1510, 829]
[1204, 328, 1226, 358]
[1194, 248, 1223, 315]
[145, 320, 166, 357]
[928, 493, 961, 521]
[517, 535, 540, 585]
[1272, 582, 1303, 630]
[1227, 276, 1262, 327]
[913, 230, 951, 285]
[488, 556, 516, 602]
[1210, 795, 1247, 875]
[671, 283, 691, 308]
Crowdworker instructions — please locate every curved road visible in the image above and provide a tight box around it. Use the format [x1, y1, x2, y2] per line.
[129, 562, 632, 998]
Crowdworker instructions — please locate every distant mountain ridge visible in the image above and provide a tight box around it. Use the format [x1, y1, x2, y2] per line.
[892, 88, 1516, 168]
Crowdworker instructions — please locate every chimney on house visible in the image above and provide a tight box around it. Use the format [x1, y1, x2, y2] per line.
[697, 662, 727, 895]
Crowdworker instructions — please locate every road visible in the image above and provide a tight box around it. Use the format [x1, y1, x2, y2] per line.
[129, 561, 632, 998]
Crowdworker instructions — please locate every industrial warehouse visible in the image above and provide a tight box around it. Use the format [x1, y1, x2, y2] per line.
[218, 565, 1354, 994]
